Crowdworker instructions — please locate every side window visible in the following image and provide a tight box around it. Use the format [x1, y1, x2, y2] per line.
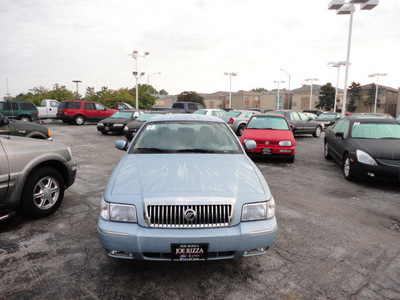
[291, 112, 300, 120]
[333, 120, 344, 132]
[211, 111, 219, 117]
[95, 103, 106, 111]
[188, 103, 196, 111]
[51, 101, 59, 107]
[245, 112, 254, 118]
[84, 103, 95, 110]
[334, 120, 350, 138]
[298, 112, 309, 121]
[20, 103, 36, 110]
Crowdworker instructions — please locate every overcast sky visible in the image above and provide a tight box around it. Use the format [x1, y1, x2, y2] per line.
[1, 0, 399, 98]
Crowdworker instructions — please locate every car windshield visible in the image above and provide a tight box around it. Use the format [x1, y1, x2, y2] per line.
[136, 113, 162, 122]
[317, 114, 337, 120]
[130, 121, 242, 154]
[247, 116, 289, 130]
[193, 110, 207, 115]
[110, 111, 133, 118]
[226, 111, 241, 117]
[351, 123, 400, 139]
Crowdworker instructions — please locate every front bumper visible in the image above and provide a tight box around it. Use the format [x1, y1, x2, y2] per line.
[97, 217, 277, 261]
[351, 158, 400, 181]
[97, 124, 125, 134]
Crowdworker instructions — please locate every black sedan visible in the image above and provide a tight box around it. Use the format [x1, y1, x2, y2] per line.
[268, 110, 324, 137]
[324, 115, 400, 181]
[97, 110, 142, 135]
[0, 113, 51, 140]
[123, 112, 165, 140]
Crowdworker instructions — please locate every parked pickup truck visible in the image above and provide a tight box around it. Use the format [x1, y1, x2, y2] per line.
[115, 102, 134, 110]
[38, 99, 60, 119]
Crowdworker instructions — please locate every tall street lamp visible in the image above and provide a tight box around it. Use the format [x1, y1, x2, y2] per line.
[72, 80, 82, 99]
[368, 73, 387, 113]
[328, 61, 348, 112]
[273, 80, 285, 110]
[224, 72, 238, 109]
[281, 69, 291, 109]
[305, 78, 319, 110]
[129, 50, 149, 109]
[328, 0, 379, 117]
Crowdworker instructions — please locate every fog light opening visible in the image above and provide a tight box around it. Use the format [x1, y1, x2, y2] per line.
[367, 172, 375, 177]
[244, 247, 268, 256]
[108, 249, 134, 259]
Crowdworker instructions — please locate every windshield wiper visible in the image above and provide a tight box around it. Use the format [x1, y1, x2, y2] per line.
[176, 149, 217, 153]
[134, 147, 172, 153]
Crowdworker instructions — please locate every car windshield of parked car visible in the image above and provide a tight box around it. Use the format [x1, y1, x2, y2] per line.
[110, 111, 134, 119]
[247, 116, 289, 130]
[226, 111, 241, 117]
[130, 121, 242, 154]
[193, 110, 207, 115]
[136, 113, 162, 122]
[351, 122, 400, 139]
[316, 114, 337, 120]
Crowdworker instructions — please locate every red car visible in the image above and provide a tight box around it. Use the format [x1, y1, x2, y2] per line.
[239, 114, 296, 162]
[57, 100, 117, 125]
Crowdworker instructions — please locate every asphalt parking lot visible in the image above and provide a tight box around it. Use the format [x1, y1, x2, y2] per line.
[1, 121, 400, 300]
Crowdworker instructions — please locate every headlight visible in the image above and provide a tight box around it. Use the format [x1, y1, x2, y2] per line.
[356, 150, 377, 166]
[241, 197, 276, 221]
[113, 123, 124, 127]
[279, 141, 292, 146]
[123, 126, 128, 132]
[98, 122, 104, 126]
[100, 198, 137, 223]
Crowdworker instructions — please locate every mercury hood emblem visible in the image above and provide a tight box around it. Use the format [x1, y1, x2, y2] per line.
[184, 209, 196, 221]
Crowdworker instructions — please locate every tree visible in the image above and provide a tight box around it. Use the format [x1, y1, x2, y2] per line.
[316, 83, 335, 111]
[252, 87, 268, 93]
[177, 91, 205, 106]
[364, 84, 379, 112]
[159, 89, 168, 95]
[347, 82, 361, 113]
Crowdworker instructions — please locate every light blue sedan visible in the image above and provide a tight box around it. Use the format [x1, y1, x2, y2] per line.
[97, 114, 277, 261]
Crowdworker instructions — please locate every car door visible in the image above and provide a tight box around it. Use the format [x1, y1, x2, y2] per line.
[290, 112, 304, 133]
[49, 100, 59, 118]
[94, 103, 109, 120]
[298, 112, 315, 134]
[83, 102, 97, 120]
[329, 119, 350, 162]
[0, 139, 9, 203]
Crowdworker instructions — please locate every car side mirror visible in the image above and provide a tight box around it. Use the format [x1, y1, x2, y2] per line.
[115, 140, 128, 151]
[243, 139, 256, 151]
[335, 132, 344, 139]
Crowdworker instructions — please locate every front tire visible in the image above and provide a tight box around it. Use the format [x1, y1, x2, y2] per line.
[236, 124, 245, 136]
[20, 167, 65, 218]
[74, 115, 85, 125]
[313, 126, 322, 138]
[19, 116, 32, 122]
[343, 154, 354, 181]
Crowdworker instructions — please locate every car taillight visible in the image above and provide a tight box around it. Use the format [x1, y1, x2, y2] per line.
[228, 118, 234, 124]
[36, 111, 39, 115]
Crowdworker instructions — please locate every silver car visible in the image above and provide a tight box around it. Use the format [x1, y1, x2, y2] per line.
[97, 114, 277, 261]
[220, 110, 261, 135]
[0, 136, 77, 220]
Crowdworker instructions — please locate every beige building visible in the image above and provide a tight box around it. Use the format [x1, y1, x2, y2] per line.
[153, 95, 176, 108]
[230, 91, 261, 110]
[353, 84, 398, 116]
[290, 85, 344, 112]
[199, 92, 228, 109]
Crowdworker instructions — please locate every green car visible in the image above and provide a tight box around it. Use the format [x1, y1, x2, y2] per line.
[0, 113, 51, 140]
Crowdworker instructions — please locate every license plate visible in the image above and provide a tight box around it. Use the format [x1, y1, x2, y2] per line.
[261, 148, 272, 155]
[105, 127, 109, 130]
[171, 243, 208, 261]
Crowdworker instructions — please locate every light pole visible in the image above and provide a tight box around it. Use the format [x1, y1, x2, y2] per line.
[129, 50, 149, 109]
[305, 78, 319, 110]
[328, 61, 348, 112]
[273, 80, 285, 110]
[329, 0, 379, 117]
[72, 80, 82, 99]
[281, 69, 291, 109]
[224, 72, 238, 109]
[147, 72, 161, 85]
[368, 73, 387, 113]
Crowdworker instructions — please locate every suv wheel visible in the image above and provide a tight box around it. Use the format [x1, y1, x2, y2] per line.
[20, 116, 32, 122]
[74, 115, 85, 125]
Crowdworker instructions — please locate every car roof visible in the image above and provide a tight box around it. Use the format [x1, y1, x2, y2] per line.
[147, 113, 226, 123]
[346, 116, 399, 124]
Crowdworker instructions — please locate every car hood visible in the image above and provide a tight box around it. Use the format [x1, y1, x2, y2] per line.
[107, 154, 268, 198]
[353, 139, 400, 160]
[241, 129, 294, 142]
[100, 117, 130, 124]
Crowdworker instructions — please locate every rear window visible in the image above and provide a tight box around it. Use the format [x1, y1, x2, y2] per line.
[59, 102, 81, 109]
[19, 102, 36, 110]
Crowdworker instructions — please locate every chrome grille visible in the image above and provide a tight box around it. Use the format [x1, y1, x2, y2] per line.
[144, 198, 235, 228]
